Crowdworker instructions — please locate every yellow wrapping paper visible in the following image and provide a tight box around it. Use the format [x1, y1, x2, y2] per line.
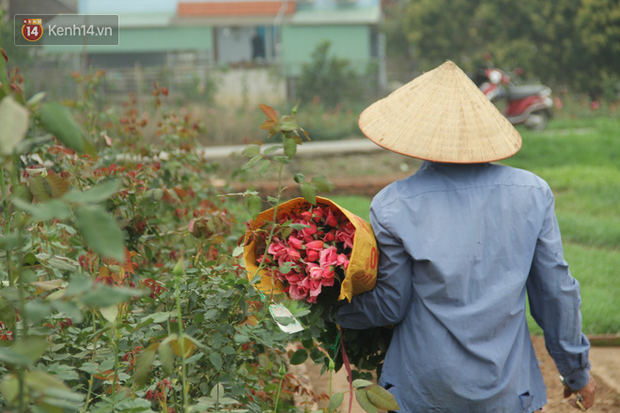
[243, 196, 378, 302]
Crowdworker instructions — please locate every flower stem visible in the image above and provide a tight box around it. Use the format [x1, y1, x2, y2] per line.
[175, 277, 189, 411]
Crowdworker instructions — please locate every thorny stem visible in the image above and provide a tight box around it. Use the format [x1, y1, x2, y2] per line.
[81, 311, 98, 412]
[272, 363, 287, 413]
[252, 134, 289, 329]
[0, 166, 13, 287]
[175, 275, 189, 412]
[112, 325, 120, 402]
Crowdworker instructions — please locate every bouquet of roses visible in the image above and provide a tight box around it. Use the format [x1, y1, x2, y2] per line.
[243, 196, 377, 304]
[243, 197, 392, 379]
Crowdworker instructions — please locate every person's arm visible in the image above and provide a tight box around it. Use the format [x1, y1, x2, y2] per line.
[526, 189, 592, 392]
[334, 203, 414, 329]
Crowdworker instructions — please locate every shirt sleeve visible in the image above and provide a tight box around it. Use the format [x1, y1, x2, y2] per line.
[526, 188, 591, 391]
[334, 200, 414, 329]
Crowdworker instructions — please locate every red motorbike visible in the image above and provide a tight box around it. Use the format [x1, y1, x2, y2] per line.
[476, 67, 554, 131]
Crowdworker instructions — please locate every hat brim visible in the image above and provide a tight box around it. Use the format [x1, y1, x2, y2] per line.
[358, 61, 522, 163]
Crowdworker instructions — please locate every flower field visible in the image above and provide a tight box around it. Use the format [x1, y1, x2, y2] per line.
[0, 51, 400, 413]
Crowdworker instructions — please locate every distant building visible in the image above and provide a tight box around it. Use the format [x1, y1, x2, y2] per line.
[68, 0, 382, 71]
[32, 0, 384, 104]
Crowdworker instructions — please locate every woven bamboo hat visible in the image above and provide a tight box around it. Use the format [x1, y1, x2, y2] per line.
[359, 60, 522, 163]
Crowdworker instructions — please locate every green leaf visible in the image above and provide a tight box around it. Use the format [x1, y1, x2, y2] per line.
[134, 343, 158, 387]
[263, 144, 282, 155]
[366, 384, 400, 410]
[12, 198, 71, 221]
[81, 285, 142, 308]
[300, 182, 316, 205]
[328, 392, 345, 412]
[0, 96, 30, 155]
[279, 115, 299, 132]
[24, 300, 52, 325]
[352, 379, 374, 389]
[28, 176, 51, 202]
[355, 388, 378, 413]
[50, 300, 84, 323]
[242, 154, 263, 170]
[283, 137, 297, 158]
[63, 180, 120, 204]
[0, 297, 16, 329]
[140, 311, 172, 324]
[312, 175, 337, 192]
[38, 102, 92, 154]
[289, 349, 308, 365]
[0, 374, 19, 405]
[26, 91, 46, 109]
[0, 347, 33, 367]
[293, 173, 306, 183]
[242, 144, 261, 157]
[100, 305, 118, 323]
[0, 336, 50, 367]
[75, 205, 125, 261]
[158, 342, 174, 375]
[209, 352, 223, 371]
[24, 370, 70, 392]
[244, 194, 263, 219]
[0, 234, 19, 250]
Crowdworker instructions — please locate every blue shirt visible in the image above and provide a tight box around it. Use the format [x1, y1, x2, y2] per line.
[334, 161, 590, 413]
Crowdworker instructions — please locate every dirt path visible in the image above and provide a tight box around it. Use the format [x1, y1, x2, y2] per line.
[294, 336, 620, 412]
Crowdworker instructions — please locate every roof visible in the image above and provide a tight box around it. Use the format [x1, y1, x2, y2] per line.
[177, 1, 296, 17]
[291, 4, 381, 24]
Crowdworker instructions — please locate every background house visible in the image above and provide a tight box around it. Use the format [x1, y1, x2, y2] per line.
[29, 0, 384, 105]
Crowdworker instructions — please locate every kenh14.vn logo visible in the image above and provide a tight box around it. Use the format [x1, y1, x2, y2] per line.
[22, 18, 44, 42]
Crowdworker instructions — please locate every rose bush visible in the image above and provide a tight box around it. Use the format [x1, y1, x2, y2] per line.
[0, 49, 394, 413]
[0, 51, 326, 413]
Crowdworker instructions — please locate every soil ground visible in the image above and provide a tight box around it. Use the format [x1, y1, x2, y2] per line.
[297, 335, 620, 412]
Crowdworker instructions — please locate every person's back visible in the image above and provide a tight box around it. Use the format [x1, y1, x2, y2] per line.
[367, 162, 554, 412]
[333, 61, 594, 412]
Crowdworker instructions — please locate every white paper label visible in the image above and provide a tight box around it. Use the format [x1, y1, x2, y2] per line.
[269, 303, 304, 334]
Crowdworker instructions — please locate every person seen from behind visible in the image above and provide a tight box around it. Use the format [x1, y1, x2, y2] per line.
[332, 61, 596, 412]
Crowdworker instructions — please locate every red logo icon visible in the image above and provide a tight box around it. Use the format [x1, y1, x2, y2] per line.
[22, 18, 43, 42]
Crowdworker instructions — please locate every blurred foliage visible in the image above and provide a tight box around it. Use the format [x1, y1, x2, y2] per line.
[295, 41, 368, 109]
[387, 0, 620, 100]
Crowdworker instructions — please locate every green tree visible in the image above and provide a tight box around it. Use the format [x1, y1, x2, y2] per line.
[392, 0, 619, 96]
[402, 0, 482, 72]
[576, 0, 620, 99]
[295, 40, 364, 108]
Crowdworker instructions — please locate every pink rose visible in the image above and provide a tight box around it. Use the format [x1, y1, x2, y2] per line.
[311, 207, 324, 222]
[337, 254, 350, 270]
[288, 280, 309, 301]
[304, 240, 324, 262]
[319, 246, 338, 267]
[298, 222, 318, 241]
[305, 263, 323, 280]
[321, 266, 336, 286]
[288, 236, 303, 250]
[324, 209, 338, 227]
[302, 277, 323, 303]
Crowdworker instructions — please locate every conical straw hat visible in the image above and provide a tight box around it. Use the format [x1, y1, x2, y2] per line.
[359, 60, 522, 163]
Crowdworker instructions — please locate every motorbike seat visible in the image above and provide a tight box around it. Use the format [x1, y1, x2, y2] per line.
[508, 85, 550, 99]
